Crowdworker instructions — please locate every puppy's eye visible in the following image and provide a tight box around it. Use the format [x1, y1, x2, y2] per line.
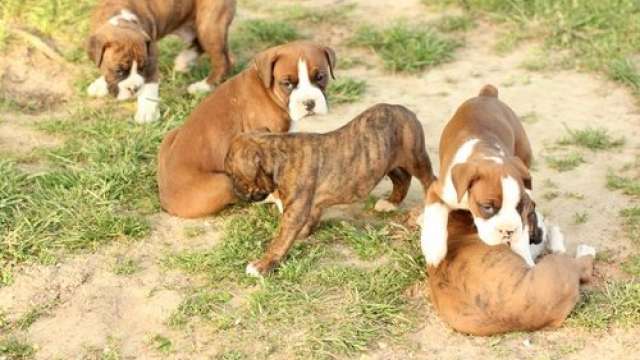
[479, 203, 496, 216]
[116, 68, 128, 78]
[280, 80, 295, 92]
[315, 73, 325, 82]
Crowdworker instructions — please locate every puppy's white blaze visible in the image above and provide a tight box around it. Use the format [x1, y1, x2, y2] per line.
[117, 61, 145, 100]
[288, 58, 328, 122]
[420, 202, 450, 266]
[87, 76, 109, 97]
[576, 244, 596, 258]
[135, 82, 160, 123]
[109, 9, 138, 26]
[174, 48, 199, 73]
[187, 79, 213, 94]
[441, 138, 479, 207]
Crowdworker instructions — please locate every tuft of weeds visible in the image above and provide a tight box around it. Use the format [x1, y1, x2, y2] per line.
[278, 4, 355, 25]
[113, 257, 141, 276]
[168, 290, 234, 328]
[0, 337, 35, 359]
[609, 58, 640, 94]
[622, 255, 640, 277]
[434, 15, 475, 32]
[183, 225, 207, 238]
[621, 207, 640, 244]
[558, 127, 625, 151]
[151, 334, 173, 354]
[573, 211, 589, 225]
[351, 23, 458, 73]
[520, 111, 540, 124]
[327, 77, 367, 104]
[607, 173, 640, 197]
[545, 152, 585, 172]
[569, 280, 640, 329]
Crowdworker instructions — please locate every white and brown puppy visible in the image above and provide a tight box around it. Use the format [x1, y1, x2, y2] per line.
[87, 0, 235, 123]
[421, 85, 536, 267]
[157, 41, 336, 218]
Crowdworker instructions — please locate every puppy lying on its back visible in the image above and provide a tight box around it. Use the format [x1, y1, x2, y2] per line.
[427, 209, 595, 336]
[225, 104, 436, 276]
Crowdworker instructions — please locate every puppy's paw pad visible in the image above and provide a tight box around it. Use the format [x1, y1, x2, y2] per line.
[187, 80, 213, 94]
[576, 244, 596, 258]
[245, 263, 264, 278]
[87, 77, 108, 97]
[374, 199, 398, 213]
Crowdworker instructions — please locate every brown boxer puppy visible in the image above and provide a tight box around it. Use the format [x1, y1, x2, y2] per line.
[158, 41, 336, 218]
[420, 85, 536, 268]
[224, 104, 436, 276]
[87, 0, 236, 123]
[427, 209, 595, 336]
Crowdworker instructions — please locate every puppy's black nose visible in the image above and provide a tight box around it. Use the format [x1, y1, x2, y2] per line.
[303, 99, 315, 111]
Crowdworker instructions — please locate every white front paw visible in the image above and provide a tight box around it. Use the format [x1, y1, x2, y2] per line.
[547, 225, 567, 254]
[87, 76, 109, 97]
[576, 244, 596, 258]
[374, 199, 398, 212]
[511, 235, 536, 268]
[187, 79, 212, 94]
[421, 227, 448, 267]
[245, 262, 263, 278]
[135, 96, 160, 123]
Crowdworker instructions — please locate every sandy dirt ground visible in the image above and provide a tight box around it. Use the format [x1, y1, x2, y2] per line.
[0, 0, 639, 358]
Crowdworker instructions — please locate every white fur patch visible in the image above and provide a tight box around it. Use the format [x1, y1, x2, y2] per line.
[188, 79, 213, 94]
[174, 48, 199, 73]
[441, 138, 479, 208]
[245, 262, 263, 278]
[374, 199, 397, 212]
[135, 82, 160, 123]
[288, 58, 328, 122]
[510, 229, 535, 267]
[87, 76, 109, 97]
[576, 244, 596, 258]
[474, 176, 523, 246]
[109, 9, 138, 26]
[547, 225, 567, 254]
[117, 61, 144, 100]
[420, 202, 450, 266]
[261, 193, 284, 214]
[485, 156, 504, 164]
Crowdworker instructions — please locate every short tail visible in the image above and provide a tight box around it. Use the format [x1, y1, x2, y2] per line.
[479, 84, 498, 97]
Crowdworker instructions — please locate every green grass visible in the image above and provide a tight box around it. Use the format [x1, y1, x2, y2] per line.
[165, 205, 425, 357]
[152, 334, 173, 354]
[113, 257, 141, 276]
[183, 225, 206, 238]
[545, 152, 585, 172]
[0, 337, 35, 359]
[573, 211, 589, 225]
[621, 207, 640, 244]
[609, 58, 640, 94]
[622, 255, 640, 277]
[607, 173, 640, 197]
[327, 78, 367, 104]
[558, 127, 625, 151]
[351, 23, 459, 73]
[569, 281, 640, 329]
[277, 4, 355, 25]
[434, 15, 476, 32]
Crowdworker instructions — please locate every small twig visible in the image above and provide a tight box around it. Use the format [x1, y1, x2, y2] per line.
[9, 27, 68, 65]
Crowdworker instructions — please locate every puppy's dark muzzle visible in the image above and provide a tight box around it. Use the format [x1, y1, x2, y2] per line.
[250, 191, 269, 202]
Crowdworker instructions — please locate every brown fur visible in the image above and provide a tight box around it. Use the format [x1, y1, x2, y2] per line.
[427, 211, 594, 336]
[89, 0, 235, 92]
[157, 42, 336, 218]
[224, 104, 436, 275]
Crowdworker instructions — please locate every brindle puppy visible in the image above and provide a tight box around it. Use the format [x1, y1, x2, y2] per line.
[225, 104, 436, 276]
[427, 208, 595, 336]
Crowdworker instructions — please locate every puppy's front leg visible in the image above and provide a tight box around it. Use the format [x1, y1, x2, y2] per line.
[420, 185, 450, 267]
[87, 76, 109, 97]
[135, 82, 161, 123]
[246, 199, 310, 277]
[511, 231, 535, 267]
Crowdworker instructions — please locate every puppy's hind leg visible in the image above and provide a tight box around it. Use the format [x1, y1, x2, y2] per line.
[375, 168, 410, 212]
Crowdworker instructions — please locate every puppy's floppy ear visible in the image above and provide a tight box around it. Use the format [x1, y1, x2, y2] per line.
[254, 48, 279, 89]
[451, 162, 479, 203]
[510, 157, 532, 190]
[88, 34, 108, 67]
[323, 46, 336, 79]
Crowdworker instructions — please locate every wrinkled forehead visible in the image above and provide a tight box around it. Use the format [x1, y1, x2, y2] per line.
[273, 47, 328, 78]
[473, 170, 524, 207]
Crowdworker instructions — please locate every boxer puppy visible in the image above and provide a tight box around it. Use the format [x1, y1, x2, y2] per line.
[87, 0, 236, 123]
[158, 41, 336, 218]
[420, 85, 536, 267]
[427, 209, 595, 336]
[224, 104, 436, 276]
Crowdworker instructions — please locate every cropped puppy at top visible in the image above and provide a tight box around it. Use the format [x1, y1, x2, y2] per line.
[427, 209, 595, 336]
[87, 0, 235, 123]
[157, 41, 336, 218]
[420, 85, 537, 267]
[225, 104, 436, 276]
